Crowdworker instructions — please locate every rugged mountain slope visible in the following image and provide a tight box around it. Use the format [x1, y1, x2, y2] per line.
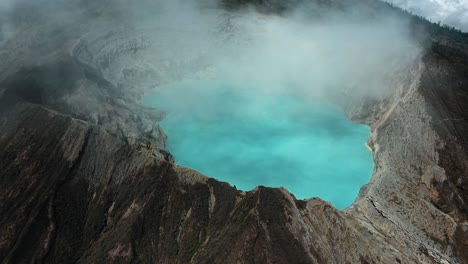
[0, 0, 467, 263]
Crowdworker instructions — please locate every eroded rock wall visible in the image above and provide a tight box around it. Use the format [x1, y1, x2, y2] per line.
[0, 0, 467, 263]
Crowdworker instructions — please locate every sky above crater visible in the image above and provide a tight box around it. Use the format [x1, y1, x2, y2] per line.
[385, 0, 468, 31]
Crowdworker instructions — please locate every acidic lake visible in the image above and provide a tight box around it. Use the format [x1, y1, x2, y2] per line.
[144, 80, 374, 209]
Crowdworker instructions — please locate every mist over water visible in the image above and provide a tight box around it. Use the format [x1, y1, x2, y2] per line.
[118, 0, 424, 208]
[0, 0, 417, 208]
[123, 0, 420, 209]
[145, 80, 373, 209]
[0, 0, 421, 209]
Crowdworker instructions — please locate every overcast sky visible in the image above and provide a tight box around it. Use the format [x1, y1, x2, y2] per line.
[385, 0, 468, 31]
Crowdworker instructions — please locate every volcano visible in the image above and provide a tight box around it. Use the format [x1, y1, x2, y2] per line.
[0, 0, 467, 263]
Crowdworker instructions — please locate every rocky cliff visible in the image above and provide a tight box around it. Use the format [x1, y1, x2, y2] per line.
[0, 0, 467, 263]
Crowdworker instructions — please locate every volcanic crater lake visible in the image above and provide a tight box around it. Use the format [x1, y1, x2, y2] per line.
[144, 80, 374, 209]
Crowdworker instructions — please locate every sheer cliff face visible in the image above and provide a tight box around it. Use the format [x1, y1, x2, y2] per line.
[0, 0, 467, 263]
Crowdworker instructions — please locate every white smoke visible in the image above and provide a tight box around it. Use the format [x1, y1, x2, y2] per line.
[210, 10, 420, 101]
[0, 0, 422, 106]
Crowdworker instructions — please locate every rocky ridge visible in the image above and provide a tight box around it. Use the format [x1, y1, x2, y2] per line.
[0, 0, 467, 263]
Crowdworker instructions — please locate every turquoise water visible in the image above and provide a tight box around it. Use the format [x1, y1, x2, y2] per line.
[144, 80, 373, 209]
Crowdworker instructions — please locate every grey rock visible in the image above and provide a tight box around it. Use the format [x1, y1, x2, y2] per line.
[0, 0, 467, 263]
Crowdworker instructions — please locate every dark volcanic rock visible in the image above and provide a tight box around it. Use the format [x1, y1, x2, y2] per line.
[0, 104, 429, 263]
[0, 0, 467, 263]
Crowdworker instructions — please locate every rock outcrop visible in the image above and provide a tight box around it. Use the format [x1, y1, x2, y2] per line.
[0, 0, 466, 263]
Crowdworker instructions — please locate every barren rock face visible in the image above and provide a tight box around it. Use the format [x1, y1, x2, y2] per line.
[0, 0, 467, 263]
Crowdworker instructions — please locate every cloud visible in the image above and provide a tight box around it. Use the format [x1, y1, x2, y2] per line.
[0, 0, 422, 110]
[385, 0, 468, 31]
[209, 8, 420, 104]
